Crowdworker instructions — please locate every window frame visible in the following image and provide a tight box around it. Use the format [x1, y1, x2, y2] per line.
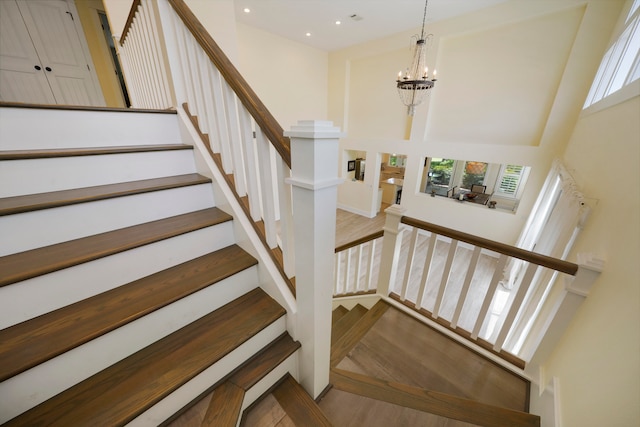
[582, 0, 640, 113]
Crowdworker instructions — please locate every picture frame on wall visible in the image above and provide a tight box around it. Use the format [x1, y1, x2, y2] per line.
[347, 160, 356, 171]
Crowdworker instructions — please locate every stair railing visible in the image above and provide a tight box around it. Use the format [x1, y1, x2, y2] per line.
[334, 231, 384, 297]
[119, 0, 174, 109]
[119, 0, 296, 284]
[340, 204, 601, 371]
[118, 0, 344, 398]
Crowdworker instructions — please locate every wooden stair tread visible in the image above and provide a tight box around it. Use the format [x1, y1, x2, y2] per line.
[5, 288, 286, 427]
[200, 333, 301, 426]
[331, 300, 389, 367]
[228, 333, 301, 391]
[272, 374, 333, 427]
[331, 306, 349, 325]
[0, 245, 257, 382]
[202, 382, 244, 427]
[331, 304, 368, 345]
[0, 207, 232, 287]
[330, 368, 540, 427]
[0, 144, 191, 160]
[0, 173, 212, 216]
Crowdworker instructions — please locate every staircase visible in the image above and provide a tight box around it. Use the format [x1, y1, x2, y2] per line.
[0, 105, 302, 426]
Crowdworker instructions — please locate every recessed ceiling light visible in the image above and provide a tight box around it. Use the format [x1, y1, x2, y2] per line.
[243, 7, 250, 13]
[335, 20, 341, 25]
[305, 32, 311, 37]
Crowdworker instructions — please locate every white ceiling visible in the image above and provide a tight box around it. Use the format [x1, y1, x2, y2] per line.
[233, 0, 509, 51]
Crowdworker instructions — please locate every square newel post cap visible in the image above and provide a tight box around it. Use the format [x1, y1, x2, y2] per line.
[284, 120, 345, 139]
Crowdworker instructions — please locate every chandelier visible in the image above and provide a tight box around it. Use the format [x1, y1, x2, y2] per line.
[396, 0, 437, 116]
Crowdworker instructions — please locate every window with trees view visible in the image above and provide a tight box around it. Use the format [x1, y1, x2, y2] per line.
[421, 158, 531, 209]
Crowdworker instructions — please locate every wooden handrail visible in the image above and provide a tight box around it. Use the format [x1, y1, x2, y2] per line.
[166, 0, 291, 167]
[401, 216, 578, 276]
[335, 230, 384, 253]
[120, 0, 141, 46]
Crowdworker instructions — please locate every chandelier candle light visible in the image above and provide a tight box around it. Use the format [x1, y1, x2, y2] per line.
[396, 0, 437, 116]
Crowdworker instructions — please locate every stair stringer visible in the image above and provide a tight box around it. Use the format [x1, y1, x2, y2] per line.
[176, 108, 298, 337]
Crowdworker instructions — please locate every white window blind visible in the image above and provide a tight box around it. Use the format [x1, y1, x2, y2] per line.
[497, 164, 524, 197]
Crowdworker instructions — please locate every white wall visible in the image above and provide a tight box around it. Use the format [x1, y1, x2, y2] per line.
[236, 23, 328, 131]
[330, 0, 622, 244]
[541, 93, 640, 426]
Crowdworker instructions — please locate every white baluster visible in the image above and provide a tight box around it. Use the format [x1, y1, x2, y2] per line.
[138, 4, 161, 108]
[255, 127, 277, 248]
[276, 158, 295, 278]
[118, 43, 138, 106]
[133, 15, 158, 108]
[400, 227, 419, 301]
[169, 15, 194, 108]
[209, 66, 233, 173]
[344, 247, 353, 294]
[415, 231, 437, 310]
[222, 83, 247, 195]
[239, 107, 260, 221]
[365, 239, 377, 291]
[143, 0, 172, 107]
[198, 50, 219, 148]
[355, 244, 364, 292]
[450, 246, 481, 329]
[493, 262, 539, 352]
[471, 254, 508, 339]
[432, 239, 458, 319]
[128, 25, 148, 107]
[184, 33, 206, 124]
[334, 252, 341, 295]
[377, 204, 407, 297]
[191, 48, 210, 134]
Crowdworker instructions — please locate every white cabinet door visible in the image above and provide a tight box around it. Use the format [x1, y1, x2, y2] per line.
[0, 0, 56, 104]
[0, 0, 104, 106]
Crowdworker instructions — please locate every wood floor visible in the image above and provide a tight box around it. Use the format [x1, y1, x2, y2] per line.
[335, 205, 389, 248]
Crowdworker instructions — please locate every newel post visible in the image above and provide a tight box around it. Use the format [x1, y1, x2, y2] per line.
[285, 120, 344, 398]
[376, 204, 407, 296]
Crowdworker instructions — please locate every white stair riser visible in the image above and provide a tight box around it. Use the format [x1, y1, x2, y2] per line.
[128, 317, 287, 427]
[241, 353, 299, 413]
[0, 184, 216, 256]
[0, 267, 260, 424]
[0, 109, 181, 150]
[0, 151, 197, 197]
[0, 223, 235, 329]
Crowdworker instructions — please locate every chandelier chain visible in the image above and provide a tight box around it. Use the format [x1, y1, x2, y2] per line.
[420, 0, 428, 40]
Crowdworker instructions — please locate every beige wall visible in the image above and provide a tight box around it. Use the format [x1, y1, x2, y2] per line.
[330, 0, 622, 244]
[75, 0, 126, 108]
[543, 93, 640, 426]
[236, 23, 328, 131]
